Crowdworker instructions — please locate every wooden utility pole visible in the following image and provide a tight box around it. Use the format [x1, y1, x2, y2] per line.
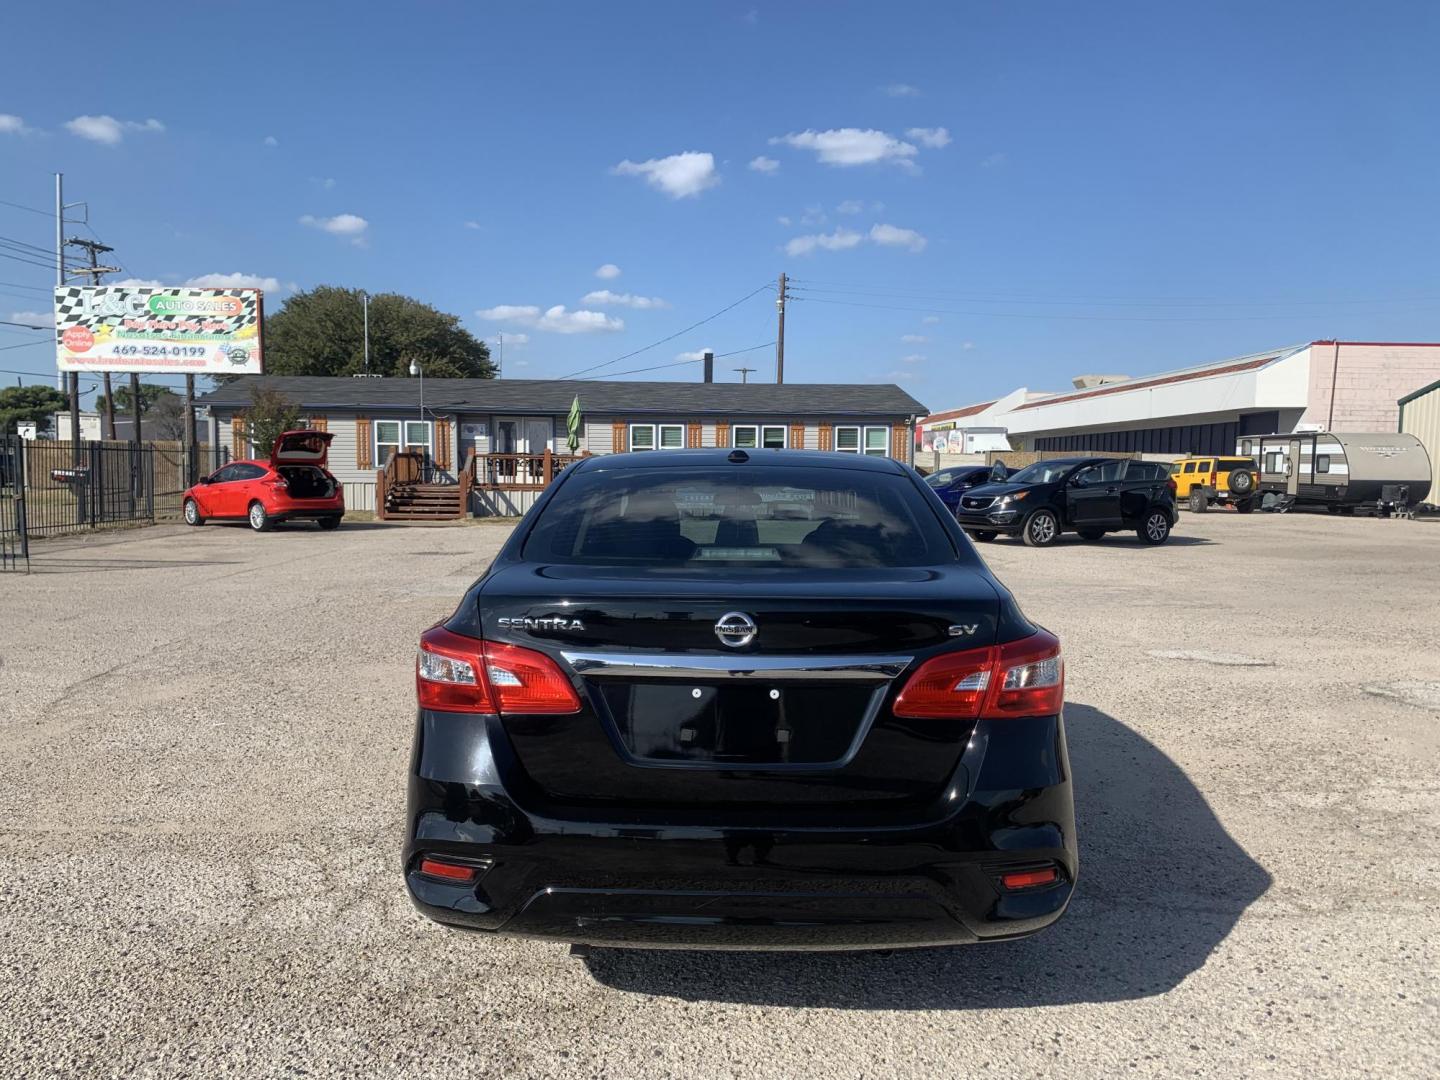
[66, 238, 120, 439]
[775, 272, 787, 384]
[733, 366, 756, 384]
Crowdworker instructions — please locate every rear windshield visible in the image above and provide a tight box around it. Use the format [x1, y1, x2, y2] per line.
[1008, 460, 1081, 484]
[1218, 458, 1256, 470]
[524, 466, 956, 567]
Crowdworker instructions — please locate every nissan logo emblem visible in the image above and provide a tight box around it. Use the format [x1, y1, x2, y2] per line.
[714, 611, 757, 648]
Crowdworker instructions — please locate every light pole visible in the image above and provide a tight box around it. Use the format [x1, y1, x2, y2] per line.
[409, 358, 424, 459]
[362, 292, 370, 374]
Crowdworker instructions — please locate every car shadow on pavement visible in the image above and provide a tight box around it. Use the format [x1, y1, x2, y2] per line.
[581, 702, 1270, 1009]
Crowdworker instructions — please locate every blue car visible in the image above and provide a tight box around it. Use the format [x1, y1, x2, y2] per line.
[924, 462, 1011, 513]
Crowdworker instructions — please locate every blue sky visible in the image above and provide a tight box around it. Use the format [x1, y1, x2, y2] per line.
[3, 0, 1439, 413]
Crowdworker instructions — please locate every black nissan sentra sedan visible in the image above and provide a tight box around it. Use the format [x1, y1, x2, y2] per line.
[404, 448, 1075, 950]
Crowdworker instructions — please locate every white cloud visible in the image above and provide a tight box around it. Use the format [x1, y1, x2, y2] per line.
[901, 334, 929, 344]
[106, 274, 287, 293]
[906, 126, 951, 149]
[594, 263, 622, 280]
[64, 115, 165, 145]
[464, 220, 482, 230]
[748, 155, 780, 174]
[901, 354, 926, 364]
[299, 213, 369, 245]
[184, 272, 283, 292]
[677, 348, 714, 361]
[0, 114, 34, 135]
[869, 223, 927, 252]
[478, 304, 623, 334]
[310, 177, 337, 190]
[742, 9, 758, 25]
[882, 84, 922, 98]
[800, 205, 827, 226]
[922, 315, 941, 325]
[770, 128, 918, 169]
[980, 152, 1007, 168]
[776, 215, 792, 227]
[490, 332, 528, 346]
[785, 228, 864, 257]
[262, 135, 279, 147]
[9, 310, 54, 328]
[581, 289, 669, 310]
[962, 341, 976, 350]
[477, 304, 540, 321]
[612, 151, 719, 198]
[835, 199, 865, 215]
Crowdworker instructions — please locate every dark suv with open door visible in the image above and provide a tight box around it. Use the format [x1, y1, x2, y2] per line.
[954, 456, 1177, 547]
[404, 449, 1075, 951]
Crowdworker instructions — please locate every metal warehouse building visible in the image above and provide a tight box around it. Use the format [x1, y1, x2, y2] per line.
[930, 341, 1440, 456]
[1399, 377, 1440, 487]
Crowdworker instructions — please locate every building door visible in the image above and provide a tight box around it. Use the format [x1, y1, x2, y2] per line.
[1286, 439, 1302, 496]
[523, 418, 553, 456]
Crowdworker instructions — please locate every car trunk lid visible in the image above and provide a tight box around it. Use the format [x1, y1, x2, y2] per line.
[271, 429, 333, 468]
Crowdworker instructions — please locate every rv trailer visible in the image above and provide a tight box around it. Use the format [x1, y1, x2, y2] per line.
[1240, 431, 1432, 515]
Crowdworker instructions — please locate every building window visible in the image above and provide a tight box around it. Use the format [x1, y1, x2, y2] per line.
[629, 423, 685, 452]
[1265, 452, 1281, 474]
[375, 419, 431, 465]
[834, 425, 890, 457]
[733, 424, 785, 449]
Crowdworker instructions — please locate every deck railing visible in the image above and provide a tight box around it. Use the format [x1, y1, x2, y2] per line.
[471, 450, 583, 489]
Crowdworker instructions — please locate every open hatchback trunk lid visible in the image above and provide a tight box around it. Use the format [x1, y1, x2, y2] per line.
[271, 429, 333, 468]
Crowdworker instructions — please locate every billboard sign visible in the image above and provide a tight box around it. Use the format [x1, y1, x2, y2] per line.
[54, 286, 264, 374]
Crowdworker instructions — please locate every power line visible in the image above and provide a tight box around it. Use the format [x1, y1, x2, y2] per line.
[577, 341, 778, 381]
[0, 318, 51, 330]
[787, 295, 1387, 324]
[0, 279, 51, 293]
[0, 197, 54, 217]
[787, 280, 1440, 309]
[555, 284, 774, 380]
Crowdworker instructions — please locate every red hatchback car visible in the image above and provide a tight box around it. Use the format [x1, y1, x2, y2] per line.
[183, 430, 344, 532]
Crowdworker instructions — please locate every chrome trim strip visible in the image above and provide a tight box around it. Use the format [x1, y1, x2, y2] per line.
[560, 652, 913, 682]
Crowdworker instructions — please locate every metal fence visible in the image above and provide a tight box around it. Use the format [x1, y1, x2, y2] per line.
[0, 436, 231, 569]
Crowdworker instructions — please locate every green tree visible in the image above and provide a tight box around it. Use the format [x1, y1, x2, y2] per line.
[260, 286, 497, 379]
[95, 383, 177, 416]
[0, 385, 68, 435]
[244, 385, 302, 456]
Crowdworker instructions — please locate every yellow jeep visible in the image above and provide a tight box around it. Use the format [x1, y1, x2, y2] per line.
[1171, 456, 1260, 513]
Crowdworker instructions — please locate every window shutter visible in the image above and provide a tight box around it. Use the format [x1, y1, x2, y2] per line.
[231, 416, 247, 458]
[356, 416, 372, 470]
[687, 422, 702, 448]
[436, 418, 452, 470]
[308, 416, 327, 433]
[818, 423, 832, 452]
[715, 421, 730, 448]
[789, 423, 805, 450]
[612, 421, 627, 453]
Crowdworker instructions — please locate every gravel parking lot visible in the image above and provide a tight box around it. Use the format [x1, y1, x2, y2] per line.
[2, 511, 1437, 1079]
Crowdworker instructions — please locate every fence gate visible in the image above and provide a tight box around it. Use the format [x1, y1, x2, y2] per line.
[1, 435, 29, 572]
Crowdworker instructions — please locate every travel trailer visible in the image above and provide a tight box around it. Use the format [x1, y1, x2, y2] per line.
[1243, 431, 1432, 514]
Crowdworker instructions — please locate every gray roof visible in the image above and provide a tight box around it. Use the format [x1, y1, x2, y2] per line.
[197, 375, 926, 418]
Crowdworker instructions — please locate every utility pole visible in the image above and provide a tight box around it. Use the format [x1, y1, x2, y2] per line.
[66, 238, 119, 440]
[733, 366, 756, 384]
[56, 174, 82, 446]
[775, 272, 787, 384]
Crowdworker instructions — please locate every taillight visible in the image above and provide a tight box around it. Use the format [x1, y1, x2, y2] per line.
[1167, 477, 1177, 496]
[893, 630, 1064, 719]
[417, 626, 493, 712]
[416, 625, 580, 715]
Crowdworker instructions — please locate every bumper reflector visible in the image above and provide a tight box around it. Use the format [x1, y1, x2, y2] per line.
[1000, 866, 1059, 890]
[417, 856, 489, 884]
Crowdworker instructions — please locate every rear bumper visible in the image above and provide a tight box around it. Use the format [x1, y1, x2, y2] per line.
[265, 496, 343, 520]
[403, 709, 1077, 950]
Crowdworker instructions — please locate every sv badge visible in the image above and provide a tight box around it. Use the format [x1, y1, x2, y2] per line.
[947, 624, 979, 637]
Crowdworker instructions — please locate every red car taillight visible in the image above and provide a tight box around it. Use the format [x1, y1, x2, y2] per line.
[1167, 477, 1177, 496]
[416, 625, 581, 715]
[893, 630, 1064, 719]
